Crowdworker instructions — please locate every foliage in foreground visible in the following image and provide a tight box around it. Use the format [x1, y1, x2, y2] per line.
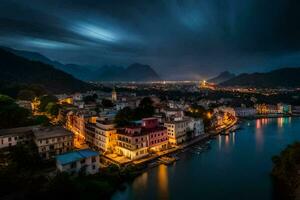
[271, 142, 300, 199]
[0, 94, 49, 128]
[0, 143, 140, 200]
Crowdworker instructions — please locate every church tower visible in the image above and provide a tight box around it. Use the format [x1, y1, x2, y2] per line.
[112, 87, 117, 102]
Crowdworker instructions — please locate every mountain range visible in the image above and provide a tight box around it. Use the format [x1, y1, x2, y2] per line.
[93, 63, 161, 82]
[0, 48, 91, 94]
[4, 47, 161, 82]
[220, 67, 300, 88]
[208, 71, 236, 84]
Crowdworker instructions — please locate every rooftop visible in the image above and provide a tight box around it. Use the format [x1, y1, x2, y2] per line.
[165, 117, 191, 124]
[56, 149, 99, 165]
[34, 126, 73, 140]
[0, 125, 40, 137]
[117, 126, 166, 137]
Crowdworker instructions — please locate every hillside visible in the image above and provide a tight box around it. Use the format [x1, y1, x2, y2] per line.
[4, 47, 161, 82]
[220, 67, 300, 88]
[208, 71, 235, 84]
[0, 48, 91, 94]
[3, 47, 94, 80]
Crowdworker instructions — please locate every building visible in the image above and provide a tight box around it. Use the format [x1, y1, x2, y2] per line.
[56, 149, 100, 175]
[292, 106, 300, 114]
[255, 104, 291, 115]
[188, 118, 205, 138]
[164, 117, 191, 145]
[34, 127, 74, 159]
[66, 110, 96, 144]
[142, 118, 168, 151]
[85, 121, 97, 148]
[94, 118, 117, 153]
[0, 126, 38, 149]
[16, 100, 32, 110]
[234, 107, 256, 117]
[277, 103, 292, 114]
[162, 108, 184, 121]
[199, 80, 216, 90]
[112, 87, 117, 102]
[116, 126, 149, 160]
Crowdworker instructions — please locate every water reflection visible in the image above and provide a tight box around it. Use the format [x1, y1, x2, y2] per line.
[132, 172, 148, 192]
[277, 118, 283, 128]
[218, 135, 222, 150]
[113, 117, 300, 200]
[225, 135, 230, 148]
[255, 120, 263, 151]
[157, 164, 169, 200]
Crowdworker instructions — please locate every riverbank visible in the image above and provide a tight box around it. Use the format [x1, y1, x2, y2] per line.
[240, 114, 294, 120]
[112, 117, 300, 200]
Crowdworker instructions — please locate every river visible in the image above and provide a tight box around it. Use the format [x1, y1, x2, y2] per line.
[112, 117, 300, 200]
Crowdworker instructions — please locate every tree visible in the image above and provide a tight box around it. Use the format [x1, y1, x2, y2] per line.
[114, 107, 134, 127]
[0, 94, 30, 128]
[33, 115, 50, 126]
[102, 99, 114, 108]
[135, 97, 155, 119]
[17, 89, 36, 101]
[185, 104, 212, 129]
[39, 95, 58, 112]
[83, 95, 97, 104]
[0, 94, 14, 106]
[45, 102, 60, 116]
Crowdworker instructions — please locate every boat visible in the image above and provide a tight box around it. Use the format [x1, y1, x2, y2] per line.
[159, 156, 177, 165]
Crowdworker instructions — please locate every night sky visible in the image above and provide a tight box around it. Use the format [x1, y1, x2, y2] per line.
[1, 0, 300, 79]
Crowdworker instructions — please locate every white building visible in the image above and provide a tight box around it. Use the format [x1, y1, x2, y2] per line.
[164, 117, 191, 145]
[234, 107, 256, 117]
[94, 118, 116, 153]
[189, 118, 205, 137]
[56, 149, 100, 175]
[0, 126, 38, 149]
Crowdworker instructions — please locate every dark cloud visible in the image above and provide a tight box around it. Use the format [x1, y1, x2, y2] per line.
[1, 0, 300, 79]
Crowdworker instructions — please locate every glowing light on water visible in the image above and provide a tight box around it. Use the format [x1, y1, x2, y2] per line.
[157, 165, 169, 199]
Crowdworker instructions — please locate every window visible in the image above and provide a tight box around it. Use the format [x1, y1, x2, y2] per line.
[80, 159, 85, 164]
[92, 156, 96, 163]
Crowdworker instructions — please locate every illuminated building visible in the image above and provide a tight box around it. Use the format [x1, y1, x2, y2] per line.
[94, 118, 117, 153]
[66, 110, 96, 143]
[199, 80, 216, 90]
[164, 117, 191, 145]
[143, 118, 168, 152]
[115, 126, 149, 160]
[112, 87, 117, 102]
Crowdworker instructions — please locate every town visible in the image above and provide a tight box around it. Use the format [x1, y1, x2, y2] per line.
[1, 81, 298, 180]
